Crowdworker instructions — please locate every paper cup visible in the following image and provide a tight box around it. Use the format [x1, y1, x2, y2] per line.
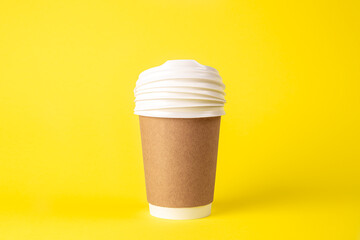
[135, 60, 225, 220]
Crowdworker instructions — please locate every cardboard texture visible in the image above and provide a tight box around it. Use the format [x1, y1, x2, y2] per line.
[139, 116, 221, 208]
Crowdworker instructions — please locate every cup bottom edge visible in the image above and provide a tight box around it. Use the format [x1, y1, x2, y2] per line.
[148, 203, 212, 220]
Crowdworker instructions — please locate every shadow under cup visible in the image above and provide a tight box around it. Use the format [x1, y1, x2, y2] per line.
[139, 116, 221, 219]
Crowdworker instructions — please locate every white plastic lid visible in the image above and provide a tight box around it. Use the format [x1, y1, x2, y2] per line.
[134, 60, 225, 118]
[136, 60, 223, 87]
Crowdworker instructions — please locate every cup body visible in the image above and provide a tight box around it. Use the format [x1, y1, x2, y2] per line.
[139, 116, 221, 219]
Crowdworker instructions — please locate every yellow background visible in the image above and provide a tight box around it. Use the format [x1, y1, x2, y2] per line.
[0, 0, 359, 239]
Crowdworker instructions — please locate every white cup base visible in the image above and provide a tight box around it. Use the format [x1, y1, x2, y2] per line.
[149, 203, 212, 220]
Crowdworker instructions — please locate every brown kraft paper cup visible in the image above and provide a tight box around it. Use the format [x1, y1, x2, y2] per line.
[139, 116, 221, 209]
